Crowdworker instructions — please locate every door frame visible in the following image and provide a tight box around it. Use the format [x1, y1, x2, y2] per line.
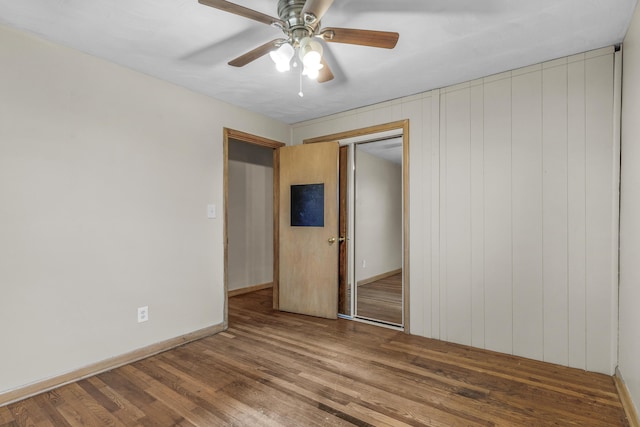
[223, 128, 285, 328]
[304, 120, 411, 333]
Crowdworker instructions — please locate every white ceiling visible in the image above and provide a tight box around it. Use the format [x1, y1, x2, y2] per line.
[0, 0, 636, 124]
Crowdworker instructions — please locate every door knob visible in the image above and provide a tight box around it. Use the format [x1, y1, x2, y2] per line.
[328, 237, 346, 244]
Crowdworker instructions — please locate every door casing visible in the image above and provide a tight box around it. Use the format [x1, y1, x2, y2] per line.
[304, 120, 411, 332]
[223, 128, 285, 328]
[223, 121, 410, 332]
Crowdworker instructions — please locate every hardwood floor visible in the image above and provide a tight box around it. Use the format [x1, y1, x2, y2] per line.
[1, 289, 630, 426]
[356, 273, 402, 325]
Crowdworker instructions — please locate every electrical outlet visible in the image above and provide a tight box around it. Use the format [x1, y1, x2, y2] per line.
[137, 306, 149, 323]
[362, 259, 366, 268]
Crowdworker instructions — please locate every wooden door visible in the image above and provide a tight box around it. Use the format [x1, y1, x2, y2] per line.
[279, 142, 339, 319]
[338, 146, 349, 315]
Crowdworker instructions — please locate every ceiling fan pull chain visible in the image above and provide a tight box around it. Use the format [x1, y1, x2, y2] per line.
[298, 64, 304, 97]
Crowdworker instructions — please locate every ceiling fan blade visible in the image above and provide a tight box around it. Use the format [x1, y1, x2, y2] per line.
[318, 57, 334, 83]
[198, 0, 284, 27]
[228, 39, 284, 67]
[301, 0, 335, 24]
[320, 27, 399, 49]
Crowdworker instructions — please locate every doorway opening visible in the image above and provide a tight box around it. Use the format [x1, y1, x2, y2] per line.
[224, 122, 409, 331]
[353, 138, 403, 326]
[223, 128, 285, 327]
[304, 120, 410, 331]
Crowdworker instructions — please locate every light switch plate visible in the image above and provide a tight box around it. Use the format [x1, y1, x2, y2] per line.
[207, 204, 216, 219]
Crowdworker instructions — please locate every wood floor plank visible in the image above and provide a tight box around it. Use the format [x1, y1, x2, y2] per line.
[117, 364, 228, 426]
[58, 383, 126, 427]
[357, 272, 402, 324]
[388, 341, 624, 425]
[205, 323, 506, 425]
[84, 377, 147, 426]
[208, 329, 508, 425]
[378, 342, 622, 424]
[224, 321, 519, 425]
[10, 396, 58, 427]
[385, 339, 621, 402]
[135, 358, 278, 426]
[200, 343, 361, 426]
[0, 406, 15, 425]
[1, 288, 631, 426]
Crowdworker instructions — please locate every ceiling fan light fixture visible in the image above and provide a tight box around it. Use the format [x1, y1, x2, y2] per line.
[199, 0, 400, 86]
[298, 37, 323, 69]
[269, 42, 294, 72]
[303, 65, 320, 80]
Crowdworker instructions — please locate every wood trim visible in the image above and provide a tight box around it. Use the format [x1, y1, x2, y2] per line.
[303, 120, 408, 145]
[401, 119, 410, 333]
[228, 282, 273, 297]
[357, 269, 403, 287]
[226, 128, 286, 149]
[303, 120, 411, 333]
[273, 148, 280, 310]
[0, 323, 224, 408]
[338, 145, 349, 315]
[223, 128, 285, 320]
[223, 131, 229, 329]
[615, 368, 640, 427]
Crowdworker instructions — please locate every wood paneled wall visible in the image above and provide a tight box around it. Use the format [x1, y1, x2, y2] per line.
[619, 2, 640, 416]
[291, 46, 619, 375]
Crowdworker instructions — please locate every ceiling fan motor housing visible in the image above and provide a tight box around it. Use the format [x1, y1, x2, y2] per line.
[277, 0, 318, 44]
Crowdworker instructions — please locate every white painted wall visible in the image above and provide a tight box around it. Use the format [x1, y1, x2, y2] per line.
[619, 2, 640, 415]
[354, 149, 402, 283]
[0, 24, 289, 395]
[227, 141, 274, 291]
[292, 47, 619, 375]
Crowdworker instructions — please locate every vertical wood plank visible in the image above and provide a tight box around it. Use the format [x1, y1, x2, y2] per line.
[511, 69, 544, 360]
[402, 100, 422, 333]
[443, 87, 473, 346]
[610, 50, 622, 379]
[289, 48, 618, 375]
[542, 62, 570, 366]
[483, 76, 513, 354]
[430, 91, 442, 339]
[470, 82, 486, 349]
[408, 96, 430, 337]
[439, 92, 448, 340]
[585, 52, 616, 374]
[567, 56, 587, 370]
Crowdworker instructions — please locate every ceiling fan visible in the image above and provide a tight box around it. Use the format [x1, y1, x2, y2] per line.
[198, 0, 400, 83]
